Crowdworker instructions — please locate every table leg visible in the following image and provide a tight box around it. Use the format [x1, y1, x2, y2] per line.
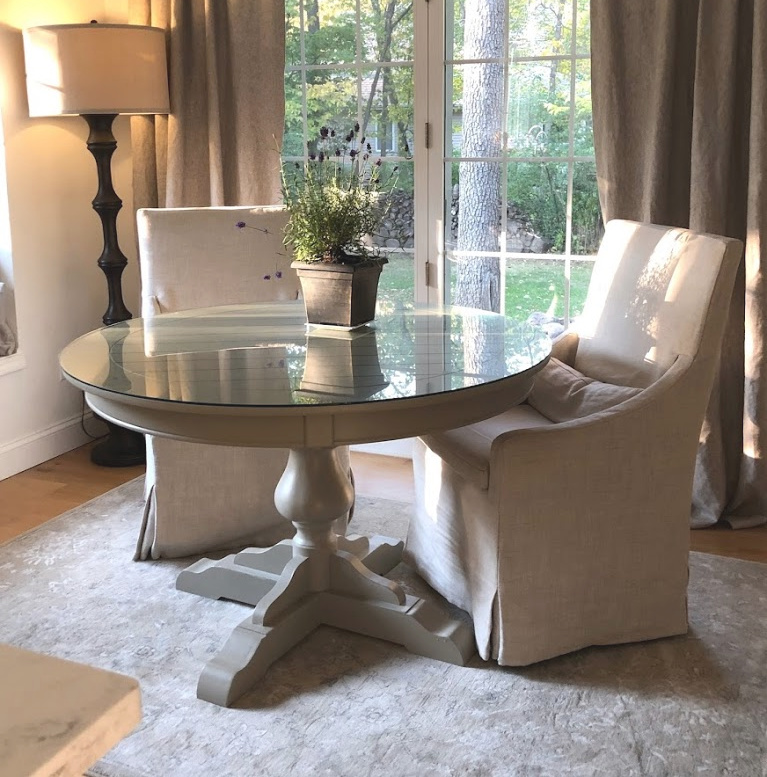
[195, 447, 475, 707]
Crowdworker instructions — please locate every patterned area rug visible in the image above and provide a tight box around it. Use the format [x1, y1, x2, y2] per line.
[0, 478, 765, 777]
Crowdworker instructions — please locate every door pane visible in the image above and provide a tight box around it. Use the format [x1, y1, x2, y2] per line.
[573, 58, 594, 156]
[507, 61, 572, 158]
[450, 63, 505, 158]
[283, 73, 305, 156]
[506, 257, 565, 322]
[301, 0, 357, 65]
[446, 160, 504, 255]
[570, 258, 595, 321]
[361, 66, 414, 157]
[360, 0, 414, 62]
[305, 70, 358, 133]
[507, 162, 568, 254]
[508, 0, 574, 57]
[571, 162, 603, 255]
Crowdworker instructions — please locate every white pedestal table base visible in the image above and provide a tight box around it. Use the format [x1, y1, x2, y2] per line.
[177, 447, 476, 707]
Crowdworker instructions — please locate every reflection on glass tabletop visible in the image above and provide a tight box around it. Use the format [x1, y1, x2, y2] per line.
[60, 301, 551, 407]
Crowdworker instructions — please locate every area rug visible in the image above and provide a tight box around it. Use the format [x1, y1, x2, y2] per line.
[0, 479, 765, 777]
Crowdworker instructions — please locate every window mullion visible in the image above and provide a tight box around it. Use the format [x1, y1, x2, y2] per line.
[299, 0, 308, 160]
[420, 0, 445, 305]
[564, 0, 579, 326]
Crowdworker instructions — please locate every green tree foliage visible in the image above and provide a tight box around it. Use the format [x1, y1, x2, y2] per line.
[284, 0, 414, 163]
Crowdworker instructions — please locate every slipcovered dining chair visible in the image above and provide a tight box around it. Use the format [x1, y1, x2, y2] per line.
[135, 205, 352, 560]
[405, 219, 742, 665]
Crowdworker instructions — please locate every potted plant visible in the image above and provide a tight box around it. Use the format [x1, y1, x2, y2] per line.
[281, 124, 398, 328]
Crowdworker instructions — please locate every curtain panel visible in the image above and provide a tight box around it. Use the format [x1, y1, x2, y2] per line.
[591, 0, 767, 528]
[129, 0, 286, 208]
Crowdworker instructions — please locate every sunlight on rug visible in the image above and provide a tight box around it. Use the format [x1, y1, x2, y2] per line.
[0, 477, 765, 777]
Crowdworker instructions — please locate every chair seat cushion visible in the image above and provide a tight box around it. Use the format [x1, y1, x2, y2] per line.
[527, 357, 642, 423]
[421, 404, 553, 490]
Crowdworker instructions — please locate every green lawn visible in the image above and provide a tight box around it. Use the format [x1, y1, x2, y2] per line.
[379, 254, 594, 322]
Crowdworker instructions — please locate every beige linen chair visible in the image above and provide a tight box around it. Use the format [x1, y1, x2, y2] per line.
[135, 205, 351, 560]
[405, 219, 743, 665]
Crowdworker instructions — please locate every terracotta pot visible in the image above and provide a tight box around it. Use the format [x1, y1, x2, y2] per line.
[292, 257, 388, 328]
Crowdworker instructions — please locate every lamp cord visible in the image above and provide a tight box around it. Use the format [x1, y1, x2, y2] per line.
[80, 392, 108, 441]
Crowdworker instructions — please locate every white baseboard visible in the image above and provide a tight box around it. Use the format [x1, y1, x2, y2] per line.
[352, 438, 414, 458]
[0, 412, 105, 481]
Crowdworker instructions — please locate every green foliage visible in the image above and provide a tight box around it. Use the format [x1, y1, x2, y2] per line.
[282, 126, 399, 263]
[284, 0, 601, 266]
[284, 0, 414, 159]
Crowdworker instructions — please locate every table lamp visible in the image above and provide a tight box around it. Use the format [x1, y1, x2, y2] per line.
[22, 22, 170, 467]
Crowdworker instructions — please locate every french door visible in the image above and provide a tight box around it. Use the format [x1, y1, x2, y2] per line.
[284, 0, 599, 321]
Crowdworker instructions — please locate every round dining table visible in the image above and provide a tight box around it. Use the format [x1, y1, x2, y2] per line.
[60, 301, 550, 706]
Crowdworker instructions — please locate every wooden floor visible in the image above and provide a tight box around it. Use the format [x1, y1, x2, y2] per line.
[0, 443, 764, 562]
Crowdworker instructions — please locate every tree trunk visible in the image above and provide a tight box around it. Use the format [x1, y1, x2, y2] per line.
[454, 0, 505, 312]
[306, 0, 319, 34]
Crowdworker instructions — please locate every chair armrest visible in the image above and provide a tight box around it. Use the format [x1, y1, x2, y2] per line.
[550, 330, 579, 366]
[489, 355, 698, 498]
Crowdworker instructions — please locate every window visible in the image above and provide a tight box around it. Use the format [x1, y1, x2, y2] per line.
[0, 107, 18, 359]
[284, 0, 416, 311]
[284, 0, 600, 323]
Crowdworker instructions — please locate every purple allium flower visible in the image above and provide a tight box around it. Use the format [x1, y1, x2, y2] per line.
[336, 148, 341, 156]
[375, 158, 382, 166]
[330, 129, 336, 137]
[275, 271, 283, 279]
[363, 153, 369, 161]
[309, 153, 316, 161]
[349, 149, 357, 158]
[345, 132, 353, 143]
[366, 142, 372, 152]
[361, 136, 366, 144]
[235, 221, 246, 229]
[263, 274, 271, 280]
[318, 151, 325, 162]
[354, 121, 360, 132]
[320, 126, 329, 138]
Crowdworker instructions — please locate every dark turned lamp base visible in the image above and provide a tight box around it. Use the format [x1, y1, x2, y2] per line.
[91, 422, 146, 467]
[82, 112, 146, 468]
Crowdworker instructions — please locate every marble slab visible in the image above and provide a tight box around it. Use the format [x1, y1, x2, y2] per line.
[0, 643, 141, 777]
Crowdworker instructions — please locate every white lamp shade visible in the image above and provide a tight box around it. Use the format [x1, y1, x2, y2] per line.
[22, 23, 170, 117]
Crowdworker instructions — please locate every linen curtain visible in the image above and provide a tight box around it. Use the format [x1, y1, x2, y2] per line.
[591, 0, 767, 528]
[129, 0, 286, 208]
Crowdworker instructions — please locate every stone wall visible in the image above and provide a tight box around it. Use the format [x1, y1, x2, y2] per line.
[375, 186, 553, 254]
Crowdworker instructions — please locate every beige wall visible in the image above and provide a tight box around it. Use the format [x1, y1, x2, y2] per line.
[0, 0, 138, 478]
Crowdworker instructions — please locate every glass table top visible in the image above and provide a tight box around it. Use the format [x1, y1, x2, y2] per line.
[60, 302, 551, 408]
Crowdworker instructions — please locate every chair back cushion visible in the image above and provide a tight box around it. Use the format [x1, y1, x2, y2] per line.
[574, 220, 742, 387]
[137, 206, 299, 315]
